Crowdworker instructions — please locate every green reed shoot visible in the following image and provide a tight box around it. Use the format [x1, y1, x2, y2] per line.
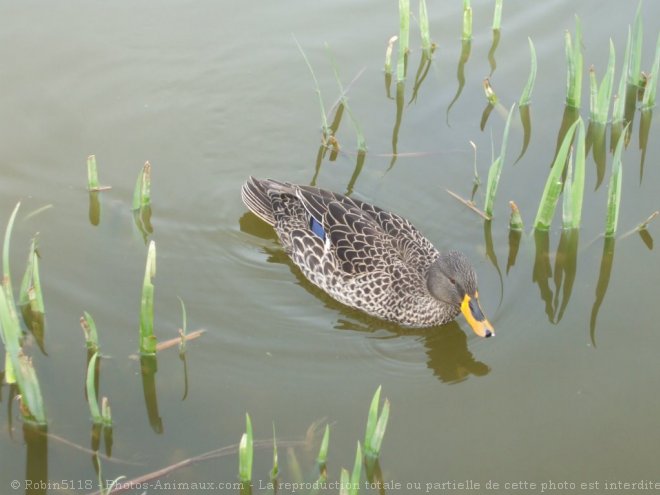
[2, 202, 20, 308]
[238, 413, 254, 483]
[462, 0, 472, 41]
[519, 38, 537, 106]
[364, 385, 390, 458]
[139, 240, 157, 355]
[419, 0, 433, 58]
[589, 40, 616, 124]
[484, 103, 516, 218]
[86, 352, 112, 426]
[270, 423, 278, 481]
[470, 141, 480, 187]
[177, 296, 187, 355]
[339, 468, 351, 495]
[294, 36, 331, 140]
[397, 0, 410, 82]
[317, 424, 330, 465]
[492, 0, 503, 31]
[87, 155, 111, 192]
[19, 237, 44, 313]
[0, 219, 46, 425]
[533, 118, 581, 230]
[2, 202, 20, 382]
[605, 129, 627, 237]
[80, 312, 99, 353]
[14, 351, 46, 424]
[326, 45, 367, 152]
[350, 442, 362, 494]
[629, 2, 643, 87]
[613, 29, 632, 124]
[565, 16, 583, 108]
[642, 33, 660, 109]
[132, 161, 152, 211]
[483, 78, 498, 105]
[384, 36, 398, 75]
[562, 119, 586, 229]
[87, 155, 100, 191]
[509, 201, 524, 231]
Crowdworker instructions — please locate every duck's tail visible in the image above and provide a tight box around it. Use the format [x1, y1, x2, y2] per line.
[241, 177, 278, 226]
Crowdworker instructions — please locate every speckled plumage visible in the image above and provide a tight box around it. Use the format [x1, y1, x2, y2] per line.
[241, 177, 476, 328]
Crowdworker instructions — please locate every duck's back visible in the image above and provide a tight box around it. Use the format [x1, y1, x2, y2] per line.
[241, 178, 449, 326]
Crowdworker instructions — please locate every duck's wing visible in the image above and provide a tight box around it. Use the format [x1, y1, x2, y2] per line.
[292, 185, 439, 272]
[322, 200, 396, 275]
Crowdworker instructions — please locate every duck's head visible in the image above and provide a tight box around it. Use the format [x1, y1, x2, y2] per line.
[427, 251, 494, 338]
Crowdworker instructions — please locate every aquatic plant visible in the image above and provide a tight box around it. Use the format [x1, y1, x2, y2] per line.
[397, 0, 410, 82]
[509, 201, 524, 231]
[565, 16, 583, 108]
[86, 352, 112, 426]
[484, 103, 516, 218]
[132, 161, 152, 211]
[270, 423, 279, 481]
[384, 36, 398, 78]
[139, 240, 157, 355]
[562, 119, 586, 230]
[492, 0, 503, 31]
[19, 236, 44, 313]
[589, 40, 616, 124]
[317, 424, 330, 465]
[364, 385, 390, 458]
[534, 118, 581, 230]
[519, 38, 537, 107]
[628, 2, 644, 87]
[238, 413, 254, 483]
[419, 0, 433, 59]
[462, 0, 472, 41]
[642, 33, 660, 108]
[605, 129, 627, 237]
[80, 311, 100, 354]
[326, 45, 367, 152]
[87, 155, 111, 192]
[0, 203, 46, 424]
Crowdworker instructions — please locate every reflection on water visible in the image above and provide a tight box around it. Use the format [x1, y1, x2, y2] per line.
[409, 50, 435, 104]
[590, 236, 616, 347]
[140, 355, 163, 434]
[23, 424, 47, 495]
[446, 39, 472, 125]
[239, 212, 491, 384]
[488, 29, 501, 77]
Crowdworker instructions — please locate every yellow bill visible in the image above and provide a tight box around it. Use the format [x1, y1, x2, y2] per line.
[460, 292, 494, 337]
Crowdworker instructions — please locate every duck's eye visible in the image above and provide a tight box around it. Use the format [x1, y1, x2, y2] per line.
[449, 278, 456, 285]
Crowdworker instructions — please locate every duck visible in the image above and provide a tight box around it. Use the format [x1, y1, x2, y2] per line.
[241, 177, 494, 337]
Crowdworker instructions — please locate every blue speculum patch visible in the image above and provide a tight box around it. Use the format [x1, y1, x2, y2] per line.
[309, 216, 326, 240]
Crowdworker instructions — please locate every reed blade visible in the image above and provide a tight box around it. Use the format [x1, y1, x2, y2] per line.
[462, 0, 472, 41]
[139, 240, 157, 355]
[419, 0, 433, 58]
[534, 118, 581, 230]
[238, 413, 254, 483]
[563, 119, 586, 229]
[397, 0, 410, 82]
[605, 127, 627, 237]
[492, 0, 503, 30]
[565, 16, 583, 108]
[519, 38, 537, 107]
[87, 155, 99, 191]
[629, 1, 643, 87]
[484, 103, 516, 218]
[317, 424, 330, 465]
[642, 32, 660, 108]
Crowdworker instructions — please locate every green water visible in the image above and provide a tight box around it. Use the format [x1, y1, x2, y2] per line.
[1, 1, 660, 494]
